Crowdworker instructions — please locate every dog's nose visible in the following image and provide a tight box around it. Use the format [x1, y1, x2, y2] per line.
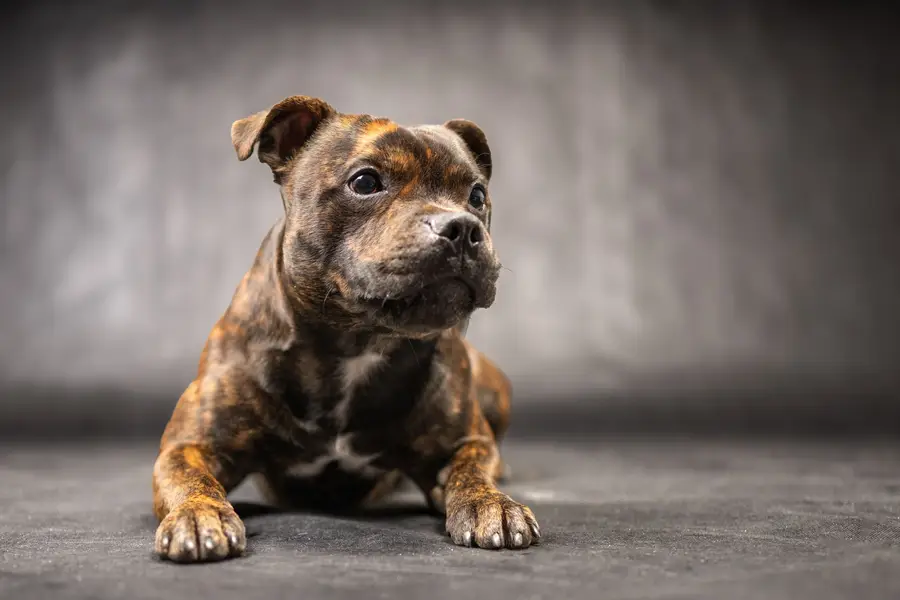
[426, 212, 485, 252]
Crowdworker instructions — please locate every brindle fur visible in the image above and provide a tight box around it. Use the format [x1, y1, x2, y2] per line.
[152, 96, 539, 563]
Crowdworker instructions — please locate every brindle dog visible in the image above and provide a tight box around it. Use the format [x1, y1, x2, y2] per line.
[152, 95, 539, 562]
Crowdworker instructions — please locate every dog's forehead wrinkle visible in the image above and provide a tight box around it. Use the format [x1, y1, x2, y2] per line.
[369, 128, 428, 163]
[424, 199, 465, 213]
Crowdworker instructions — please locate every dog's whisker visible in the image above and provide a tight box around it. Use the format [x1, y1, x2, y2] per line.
[407, 339, 420, 367]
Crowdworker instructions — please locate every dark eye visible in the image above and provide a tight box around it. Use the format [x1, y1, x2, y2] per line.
[469, 185, 486, 210]
[349, 171, 382, 195]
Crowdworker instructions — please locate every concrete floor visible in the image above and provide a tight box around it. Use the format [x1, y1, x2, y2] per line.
[2, 438, 899, 600]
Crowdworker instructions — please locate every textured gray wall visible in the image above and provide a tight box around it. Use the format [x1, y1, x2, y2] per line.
[2, 2, 899, 417]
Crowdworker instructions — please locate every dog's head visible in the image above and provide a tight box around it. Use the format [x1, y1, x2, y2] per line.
[231, 95, 501, 337]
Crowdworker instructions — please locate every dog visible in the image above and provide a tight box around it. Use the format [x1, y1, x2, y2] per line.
[152, 95, 540, 563]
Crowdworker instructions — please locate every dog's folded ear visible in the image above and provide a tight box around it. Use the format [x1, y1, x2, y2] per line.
[444, 119, 492, 181]
[231, 96, 336, 181]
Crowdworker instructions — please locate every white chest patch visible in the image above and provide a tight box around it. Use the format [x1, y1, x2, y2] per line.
[340, 351, 387, 391]
[286, 434, 383, 478]
[331, 351, 387, 429]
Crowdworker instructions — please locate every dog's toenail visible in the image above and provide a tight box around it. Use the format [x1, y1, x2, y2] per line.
[463, 531, 472, 546]
[184, 539, 195, 552]
[204, 537, 215, 550]
[229, 533, 238, 546]
[513, 533, 523, 546]
[492, 533, 502, 548]
[161, 535, 170, 548]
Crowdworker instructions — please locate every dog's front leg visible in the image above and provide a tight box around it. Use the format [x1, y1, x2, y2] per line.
[153, 442, 247, 562]
[151, 378, 261, 563]
[443, 430, 541, 550]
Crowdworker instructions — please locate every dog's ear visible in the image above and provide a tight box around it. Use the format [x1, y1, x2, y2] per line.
[231, 96, 336, 182]
[444, 119, 492, 181]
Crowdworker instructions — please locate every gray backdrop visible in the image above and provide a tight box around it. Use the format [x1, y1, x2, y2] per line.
[2, 1, 899, 435]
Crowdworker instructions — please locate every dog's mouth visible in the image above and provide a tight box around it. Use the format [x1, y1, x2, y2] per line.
[352, 276, 478, 330]
[360, 276, 475, 314]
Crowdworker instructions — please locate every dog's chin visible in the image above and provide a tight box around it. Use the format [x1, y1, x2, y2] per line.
[357, 277, 481, 335]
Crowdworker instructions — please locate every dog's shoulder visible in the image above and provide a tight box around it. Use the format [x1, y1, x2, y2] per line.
[195, 218, 294, 377]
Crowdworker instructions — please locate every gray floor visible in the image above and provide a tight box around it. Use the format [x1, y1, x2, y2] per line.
[2, 438, 900, 600]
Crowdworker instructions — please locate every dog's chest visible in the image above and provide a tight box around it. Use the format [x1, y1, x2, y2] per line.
[280, 341, 436, 478]
[334, 351, 387, 427]
[286, 351, 388, 477]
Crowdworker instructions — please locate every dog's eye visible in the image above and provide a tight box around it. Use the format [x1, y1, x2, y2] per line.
[349, 172, 382, 195]
[469, 185, 486, 210]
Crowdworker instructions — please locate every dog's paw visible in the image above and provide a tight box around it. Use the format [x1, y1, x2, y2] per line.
[446, 491, 540, 550]
[155, 498, 246, 563]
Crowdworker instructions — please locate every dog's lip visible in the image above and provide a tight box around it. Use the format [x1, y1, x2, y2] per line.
[357, 275, 478, 306]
